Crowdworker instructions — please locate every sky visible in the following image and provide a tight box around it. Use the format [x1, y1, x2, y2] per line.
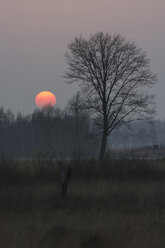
[0, 0, 165, 118]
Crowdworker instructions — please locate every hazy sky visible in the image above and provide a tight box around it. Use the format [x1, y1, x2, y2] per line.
[0, 0, 165, 118]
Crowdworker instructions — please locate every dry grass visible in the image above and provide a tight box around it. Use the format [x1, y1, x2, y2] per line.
[0, 158, 165, 247]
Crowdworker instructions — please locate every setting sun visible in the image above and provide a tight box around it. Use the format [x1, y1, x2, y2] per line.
[35, 91, 56, 108]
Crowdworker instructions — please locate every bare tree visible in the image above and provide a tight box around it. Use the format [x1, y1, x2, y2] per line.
[57, 160, 72, 199]
[66, 92, 92, 158]
[67, 92, 85, 117]
[64, 32, 157, 159]
[67, 92, 85, 158]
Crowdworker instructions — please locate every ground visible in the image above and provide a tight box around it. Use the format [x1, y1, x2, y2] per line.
[0, 158, 165, 247]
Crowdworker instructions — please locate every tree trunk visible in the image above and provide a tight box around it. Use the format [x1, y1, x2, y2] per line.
[99, 130, 107, 160]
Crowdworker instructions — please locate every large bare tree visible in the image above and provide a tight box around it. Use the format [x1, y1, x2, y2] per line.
[64, 32, 157, 159]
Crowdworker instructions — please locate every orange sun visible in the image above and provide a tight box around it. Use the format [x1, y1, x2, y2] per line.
[35, 91, 56, 108]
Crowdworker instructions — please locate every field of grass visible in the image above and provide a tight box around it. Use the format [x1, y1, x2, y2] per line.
[0, 157, 165, 247]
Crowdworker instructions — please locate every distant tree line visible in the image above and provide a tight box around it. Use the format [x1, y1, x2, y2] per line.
[0, 100, 98, 158]
[109, 120, 162, 149]
[0, 99, 164, 158]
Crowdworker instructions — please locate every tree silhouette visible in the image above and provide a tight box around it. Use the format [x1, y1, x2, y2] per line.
[65, 32, 157, 159]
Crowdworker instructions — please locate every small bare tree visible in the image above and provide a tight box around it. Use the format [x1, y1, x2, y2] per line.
[65, 32, 157, 159]
[66, 92, 88, 158]
[57, 160, 72, 199]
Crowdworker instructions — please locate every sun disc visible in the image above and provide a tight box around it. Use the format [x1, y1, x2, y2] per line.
[35, 91, 56, 108]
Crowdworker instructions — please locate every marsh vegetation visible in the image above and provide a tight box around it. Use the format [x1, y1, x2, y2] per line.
[0, 157, 165, 247]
